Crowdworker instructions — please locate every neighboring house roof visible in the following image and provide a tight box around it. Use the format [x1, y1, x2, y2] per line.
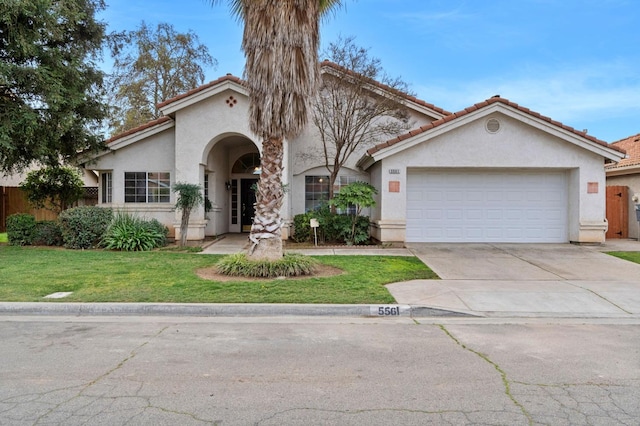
[358, 96, 625, 169]
[605, 133, 640, 173]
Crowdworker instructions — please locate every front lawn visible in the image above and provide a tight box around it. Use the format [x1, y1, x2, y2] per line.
[0, 246, 437, 304]
[608, 251, 640, 264]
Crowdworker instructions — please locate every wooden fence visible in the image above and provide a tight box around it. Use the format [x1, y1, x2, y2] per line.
[0, 186, 97, 232]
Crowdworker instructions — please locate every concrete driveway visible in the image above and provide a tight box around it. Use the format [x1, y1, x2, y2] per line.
[387, 241, 640, 318]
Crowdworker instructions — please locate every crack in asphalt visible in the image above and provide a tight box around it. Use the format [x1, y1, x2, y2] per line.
[29, 326, 171, 425]
[437, 324, 535, 425]
[254, 406, 520, 425]
[510, 380, 638, 426]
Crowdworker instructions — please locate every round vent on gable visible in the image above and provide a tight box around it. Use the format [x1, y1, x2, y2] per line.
[486, 118, 501, 134]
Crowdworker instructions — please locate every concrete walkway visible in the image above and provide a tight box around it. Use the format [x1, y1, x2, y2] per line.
[201, 233, 413, 256]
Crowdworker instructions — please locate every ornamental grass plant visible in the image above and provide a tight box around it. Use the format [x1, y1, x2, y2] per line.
[215, 252, 318, 278]
[101, 211, 168, 251]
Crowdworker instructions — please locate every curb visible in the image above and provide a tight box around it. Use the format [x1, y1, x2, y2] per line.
[0, 303, 473, 318]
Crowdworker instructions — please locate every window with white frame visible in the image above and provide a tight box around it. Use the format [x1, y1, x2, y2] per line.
[101, 172, 112, 203]
[124, 172, 170, 203]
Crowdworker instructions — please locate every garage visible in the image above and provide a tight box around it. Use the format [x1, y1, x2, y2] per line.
[406, 169, 569, 243]
[357, 96, 626, 244]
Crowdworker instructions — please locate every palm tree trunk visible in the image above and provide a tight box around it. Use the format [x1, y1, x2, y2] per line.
[248, 136, 284, 260]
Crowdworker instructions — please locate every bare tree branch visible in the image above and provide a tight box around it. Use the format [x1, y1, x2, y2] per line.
[312, 36, 413, 200]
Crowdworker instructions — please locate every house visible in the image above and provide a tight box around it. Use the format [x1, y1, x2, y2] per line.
[84, 62, 625, 244]
[605, 133, 640, 240]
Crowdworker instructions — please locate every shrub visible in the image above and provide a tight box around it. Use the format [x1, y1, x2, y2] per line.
[101, 212, 169, 251]
[216, 253, 317, 278]
[32, 220, 64, 246]
[6, 213, 36, 246]
[329, 182, 377, 244]
[59, 206, 113, 249]
[291, 207, 371, 245]
[292, 212, 314, 243]
[143, 218, 169, 247]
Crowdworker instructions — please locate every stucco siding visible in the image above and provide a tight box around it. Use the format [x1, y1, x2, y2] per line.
[88, 127, 177, 236]
[375, 113, 609, 243]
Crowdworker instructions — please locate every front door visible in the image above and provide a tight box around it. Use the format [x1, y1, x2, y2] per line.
[241, 179, 258, 232]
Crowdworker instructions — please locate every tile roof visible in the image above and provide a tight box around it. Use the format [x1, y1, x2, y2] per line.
[366, 96, 626, 156]
[108, 64, 451, 145]
[157, 74, 244, 109]
[319, 60, 451, 116]
[157, 63, 451, 116]
[606, 133, 640, 169]
[106, 116, 173, 145]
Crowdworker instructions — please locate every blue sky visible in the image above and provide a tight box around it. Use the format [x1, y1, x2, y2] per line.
[98, 0, 640, 143]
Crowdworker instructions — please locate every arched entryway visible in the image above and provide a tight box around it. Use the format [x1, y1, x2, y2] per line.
[202, 134, 260, 236]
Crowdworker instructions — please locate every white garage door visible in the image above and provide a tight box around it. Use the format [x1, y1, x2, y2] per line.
[406, 170, 568, 243]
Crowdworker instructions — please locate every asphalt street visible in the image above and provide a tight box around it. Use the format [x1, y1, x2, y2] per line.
[1, 316, 639, 425]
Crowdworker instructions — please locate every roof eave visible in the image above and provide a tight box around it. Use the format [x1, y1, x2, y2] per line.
[159, 78, 247, 115]
[356, 153, 376, 171]
[365, 101, 626, 164]
[606, 163, 640, 177]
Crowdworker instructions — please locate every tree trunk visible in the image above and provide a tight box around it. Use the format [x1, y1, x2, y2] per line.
[248, 136, 284, 261]
[180, 208, 191, 247]
[328, 168, 339, 213]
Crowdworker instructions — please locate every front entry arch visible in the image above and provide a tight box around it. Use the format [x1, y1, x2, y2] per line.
[203, 135, 260, 236]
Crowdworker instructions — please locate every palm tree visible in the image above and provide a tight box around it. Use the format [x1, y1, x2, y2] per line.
[210, 0, 343, 261]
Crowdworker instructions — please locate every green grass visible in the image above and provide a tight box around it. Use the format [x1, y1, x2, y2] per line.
[608, 251, 640, 264]
[0, 246, 437, 304]
[0, 233, 7, 243]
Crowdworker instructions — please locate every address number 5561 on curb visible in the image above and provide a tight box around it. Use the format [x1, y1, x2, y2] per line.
[371, 305, 407, 316]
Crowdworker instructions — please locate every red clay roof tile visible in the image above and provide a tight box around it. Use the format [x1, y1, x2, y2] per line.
[606, 133, 640, 169]
[366, 96, 625, 156]
[158, 74, 245, 109]
[106, 116, 173, 145]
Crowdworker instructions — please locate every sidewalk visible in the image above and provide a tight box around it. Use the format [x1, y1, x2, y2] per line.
[200, 233, 413, 256]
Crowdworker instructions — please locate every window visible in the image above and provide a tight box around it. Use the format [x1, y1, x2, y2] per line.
[124, 172, 170, 203]
[338, 176, 359, 215]
[101, 172, 112, 203]
[232, 153, 261, 174]
[305, 176, 329, 212]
